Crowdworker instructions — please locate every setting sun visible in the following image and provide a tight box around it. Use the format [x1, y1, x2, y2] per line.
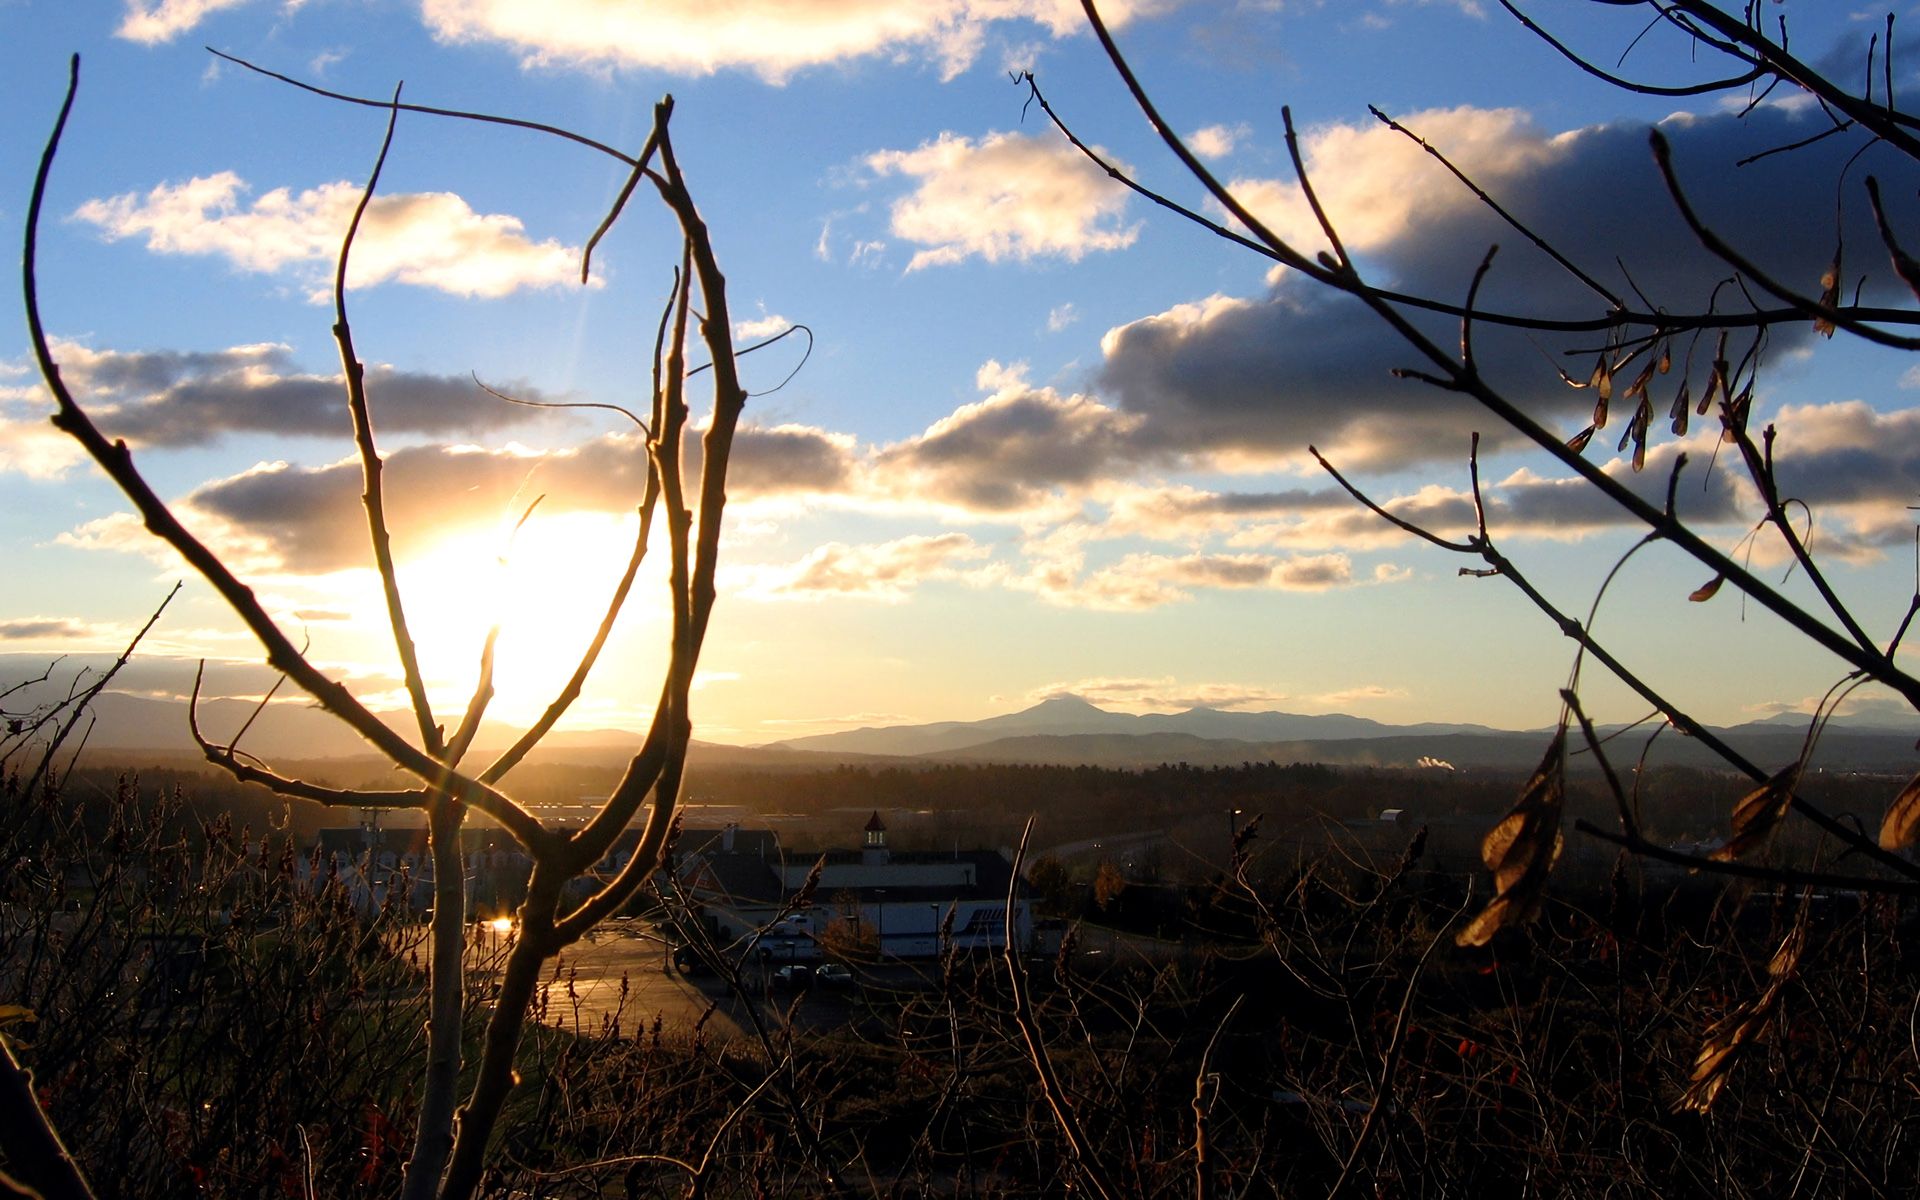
[394, 510, 668, 725]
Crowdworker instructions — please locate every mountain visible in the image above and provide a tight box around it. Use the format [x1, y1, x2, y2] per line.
[763, 695, 1498, 758]
[26, 688, 1920, 775]
[763, 696, 1920, 772]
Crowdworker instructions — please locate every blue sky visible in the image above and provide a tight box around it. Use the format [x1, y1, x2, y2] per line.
[4, 1, 1919, 744]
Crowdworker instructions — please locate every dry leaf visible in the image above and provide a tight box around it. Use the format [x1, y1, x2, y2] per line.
[1676, 923, 1804, 1112]
[1721, 385, 1752, 444]
[1708, 766, 1797, 861]
[1669, 383, 1691, 436]
[1567, 424, 1596, 454]
[1457, 731, 1566, 946]
[1814, 249, 1841, 338]
[1624, 361, 1655, 402]
[1699, 337, 1729, 416]
[1689, 574, 1725, 602]
[1876, 769, 1920, 850]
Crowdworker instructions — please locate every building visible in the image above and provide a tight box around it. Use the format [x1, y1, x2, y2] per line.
[309, 819, 531, 914]
[673, 812, 1031, 960]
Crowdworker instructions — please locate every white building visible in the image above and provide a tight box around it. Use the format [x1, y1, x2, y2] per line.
[674, 812, 1032, 960]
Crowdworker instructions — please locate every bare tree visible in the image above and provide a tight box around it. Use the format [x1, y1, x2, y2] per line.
[20, 53, 760, 1199]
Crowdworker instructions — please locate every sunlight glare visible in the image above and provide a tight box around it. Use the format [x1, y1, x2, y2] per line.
[395, 510, 667, 725]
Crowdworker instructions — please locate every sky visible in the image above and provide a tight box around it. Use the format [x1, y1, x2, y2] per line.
[4, 0, 1920, 747]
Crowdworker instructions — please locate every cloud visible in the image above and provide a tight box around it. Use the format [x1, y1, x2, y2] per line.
[1029, 549, 1362, 610]
[1047, 303, 1079, 332]
[1029, 676, 1296, 711]
[1226, 106, 1559, 259]
[1745, 688, 1917, 725]
[0, 617, 96, 642]
[0, 391, 86, 479]
[874, 361, 1150, 513]
[26, 340, 566, 457]
[1026, 675, 1408, 712]
[1097, 103, 1920, 473]
[747, 533, 991, 602]
[1102, 481, 1355, 542]
[115, 0, 252, 43]
[733, 312, 795, 341]
[1188, 122, 1249, 160]
[109, 421, 859, 572]
[1315, 684, 1410, 705]
[418, 0, 1170, 83]
[74, 173, 591, 301]
[866, 131, 1139, 270]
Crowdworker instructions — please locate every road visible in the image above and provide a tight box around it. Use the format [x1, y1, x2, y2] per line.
[496, 920, 932, 1042]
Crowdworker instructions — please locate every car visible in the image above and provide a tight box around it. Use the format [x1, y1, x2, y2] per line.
[772, 964, 813, 987]
[813, 963, 855, 988]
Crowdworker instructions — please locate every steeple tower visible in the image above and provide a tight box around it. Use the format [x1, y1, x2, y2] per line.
[862, 811, 890, 865]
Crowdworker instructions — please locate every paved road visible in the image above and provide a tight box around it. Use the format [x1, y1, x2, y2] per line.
[507, 921, 931, 1042]
[519, 920, 758, 1041]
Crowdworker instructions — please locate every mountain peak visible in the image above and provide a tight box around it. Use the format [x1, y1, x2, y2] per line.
[1023, 694, 1105, 713]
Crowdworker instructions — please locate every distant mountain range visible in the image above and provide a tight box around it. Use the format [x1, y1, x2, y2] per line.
[761, 694, 1920, 773]
[765, 694, 1500, 757]
[16, 688, 1920, 775]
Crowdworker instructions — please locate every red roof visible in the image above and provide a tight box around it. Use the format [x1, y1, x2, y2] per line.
[864, 811, 886, 832]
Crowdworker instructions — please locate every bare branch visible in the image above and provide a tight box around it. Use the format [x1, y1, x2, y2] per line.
[1372, 104, 1624, 309]
[1650, 129, 1920, 350]
[334, 83, 442, 758]
[1004, 816, 1122, 1200]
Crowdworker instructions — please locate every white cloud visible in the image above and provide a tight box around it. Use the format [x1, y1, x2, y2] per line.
[734, 311, 794, 341]
[1223, 106, 1557, 259]
[1026, 550, 1360, 610]
[1028, 675, 1295, 711]
[116, 0, 254, 43]
[867, 131, 1139, 270]
[74, 172, 591, 301]
[0, 395, 84, 479]
[1315, 683, 1410, 705]
[1188, 123, 1249, 160]
[746, 533, 992, 602]
[1047, 303, 1080, 332]
[419, 0, 1171, 83]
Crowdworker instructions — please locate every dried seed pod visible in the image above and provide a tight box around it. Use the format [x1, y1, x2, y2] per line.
[1676, 922, 1805, 1112]
[1709, 766, 1797, 861]
[1457, 731, 1566, 947]
[1814, 249, 1841, 337]
[1688, 574, 1725, 602]
[1876, 770, 1920, 850]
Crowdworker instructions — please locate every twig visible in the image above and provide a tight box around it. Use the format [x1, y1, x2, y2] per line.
[1004, 816, 1123, 1200]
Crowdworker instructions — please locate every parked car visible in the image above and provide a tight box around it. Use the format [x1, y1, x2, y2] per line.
[772, 964, 813, 987]
[813, 963, 855, 988]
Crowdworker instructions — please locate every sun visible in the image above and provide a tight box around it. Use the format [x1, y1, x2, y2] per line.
[395, 510, 670, 727]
